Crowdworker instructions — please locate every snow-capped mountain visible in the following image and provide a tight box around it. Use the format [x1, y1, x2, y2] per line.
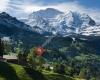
[29, 8, 63, 19]
[21, 8, 63, 34]
[21, 8, 100, 36]
[54, 11, 96, 36]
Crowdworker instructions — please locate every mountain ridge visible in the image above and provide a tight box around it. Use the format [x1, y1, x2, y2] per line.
[21, 8, 100, 37]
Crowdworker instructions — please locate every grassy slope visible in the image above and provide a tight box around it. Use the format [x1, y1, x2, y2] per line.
[0, 61, 74, 80]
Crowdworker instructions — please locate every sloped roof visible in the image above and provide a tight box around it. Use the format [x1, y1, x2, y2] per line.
[3, 55, 17, 60]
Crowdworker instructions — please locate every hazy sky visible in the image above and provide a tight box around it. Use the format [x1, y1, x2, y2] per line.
[0, 0, 100, 22]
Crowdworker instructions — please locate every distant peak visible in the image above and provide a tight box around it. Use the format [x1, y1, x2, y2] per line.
[45, 8, 61, 11]
[0, 12, 12, 19]
[46, 8, 56, 10]
[30, 8, 63, 19]
[32, 8, 63, 14]
[0, 12, 9, 16]
[66, 11, 78, 15]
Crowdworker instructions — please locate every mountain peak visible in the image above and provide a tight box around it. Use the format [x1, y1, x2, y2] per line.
[0, 12, 32, 32]
[29, 8, 63, 19]
[45, 8, 62, 13]
[0, 12, 10, 17]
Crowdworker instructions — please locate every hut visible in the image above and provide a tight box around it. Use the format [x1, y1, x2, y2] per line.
[3, 54, 18, 64]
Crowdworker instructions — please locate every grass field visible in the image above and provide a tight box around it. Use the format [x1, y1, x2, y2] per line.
[0, 61, 74, 80]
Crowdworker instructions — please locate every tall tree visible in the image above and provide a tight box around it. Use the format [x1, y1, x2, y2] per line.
[0, 38, 4, 58]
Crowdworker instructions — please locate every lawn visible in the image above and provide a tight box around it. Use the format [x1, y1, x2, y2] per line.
[0, 61, 74, 80]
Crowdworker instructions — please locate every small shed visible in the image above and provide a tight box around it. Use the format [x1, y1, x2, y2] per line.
[3, 55, 18, 64]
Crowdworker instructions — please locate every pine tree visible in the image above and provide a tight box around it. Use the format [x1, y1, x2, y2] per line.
[0, 38, 4, 58]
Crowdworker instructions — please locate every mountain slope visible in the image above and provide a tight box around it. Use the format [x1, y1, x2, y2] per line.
[0, 12, 45, 49]
[0, 12, 32, 30]
[0, 12, 32, 36]
[0, 61, 74, 80]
